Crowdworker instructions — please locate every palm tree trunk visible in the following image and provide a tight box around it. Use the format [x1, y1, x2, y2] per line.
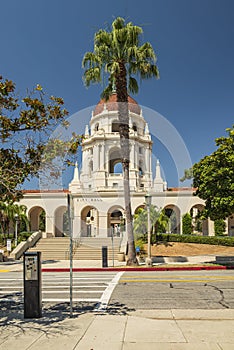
[115, 63, 138, 265]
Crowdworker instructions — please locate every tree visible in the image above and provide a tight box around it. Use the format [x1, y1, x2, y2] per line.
[82, 17, 159, 265]
[0, 202, 29, 242]
[182, 213, 192, 235]
[134, 205, 168, 239]
[214, 219, 226, 236]
[181, 126, 234, 220]
[0, 76, 80, 202]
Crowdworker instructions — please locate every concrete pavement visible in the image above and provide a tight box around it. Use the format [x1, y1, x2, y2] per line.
[0, 308, 234, 349]
[1, 258, 234, 348]
[0, 253, 233, 272]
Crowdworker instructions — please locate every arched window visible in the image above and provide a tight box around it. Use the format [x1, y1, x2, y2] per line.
[112, 120, 120, 132]
[114, 162, 122, 173]
[133, 123, 137, 132]
[109, 148, 122, 173]
[94, 123, 99, 132]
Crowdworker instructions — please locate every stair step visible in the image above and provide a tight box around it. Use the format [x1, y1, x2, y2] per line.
[28, 236, 123, 261]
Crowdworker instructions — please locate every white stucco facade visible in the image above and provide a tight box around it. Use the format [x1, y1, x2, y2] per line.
[20, 94, 234, 238]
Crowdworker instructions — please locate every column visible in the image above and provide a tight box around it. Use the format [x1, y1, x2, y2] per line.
[208, 218, 215, 236]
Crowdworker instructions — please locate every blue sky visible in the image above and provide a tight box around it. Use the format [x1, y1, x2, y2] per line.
[2, 0, 234, 188]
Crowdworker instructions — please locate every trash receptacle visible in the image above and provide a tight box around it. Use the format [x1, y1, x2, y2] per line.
[102, 246, 108, 268]
[23, 252, 42, 318]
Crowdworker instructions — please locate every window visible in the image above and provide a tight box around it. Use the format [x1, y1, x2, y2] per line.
[139, 147, 143, 154]
[112, 120, 120, 132]
[132, 123, 137, 132]
[94, 123, 99, 132]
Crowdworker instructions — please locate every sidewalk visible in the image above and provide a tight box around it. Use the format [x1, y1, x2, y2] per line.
[0, 254, 233, 272]
[0, 308, 234, 349]
[1, 258, 234, 348]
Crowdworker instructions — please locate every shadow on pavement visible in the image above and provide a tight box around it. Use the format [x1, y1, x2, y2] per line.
[0, 295, 135, 330]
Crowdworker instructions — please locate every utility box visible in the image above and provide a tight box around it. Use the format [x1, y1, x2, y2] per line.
[23, 252, 42, 318]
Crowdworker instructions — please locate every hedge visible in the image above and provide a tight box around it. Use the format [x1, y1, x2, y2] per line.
[155, 233, 234, 247]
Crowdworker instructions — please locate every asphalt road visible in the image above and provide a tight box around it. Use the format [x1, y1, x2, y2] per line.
[1, 270, 234, 313]
[0, 271, 121, 312]
[109, 270, 234, 310]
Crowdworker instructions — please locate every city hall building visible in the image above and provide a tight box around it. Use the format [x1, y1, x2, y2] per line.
[20, 94, 234, 239]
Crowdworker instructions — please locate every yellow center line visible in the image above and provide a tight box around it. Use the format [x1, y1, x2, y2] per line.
[120, 277, 234, 283]
[0, 270, 9, 273]
[122, 274, 234, 278]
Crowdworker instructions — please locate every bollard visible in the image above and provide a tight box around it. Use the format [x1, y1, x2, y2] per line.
[102, 246, 108, 268]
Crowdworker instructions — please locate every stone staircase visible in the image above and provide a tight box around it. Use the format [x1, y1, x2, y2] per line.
[29, 237, 70, 260]
[73, 237, 121, 260]
[28, 236, 122, 261]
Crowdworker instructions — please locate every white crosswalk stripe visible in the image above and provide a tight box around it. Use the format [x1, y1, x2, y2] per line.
[0, 271, 122, 307]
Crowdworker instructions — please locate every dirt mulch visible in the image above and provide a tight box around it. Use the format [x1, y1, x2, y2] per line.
[148, 242, 234, 256]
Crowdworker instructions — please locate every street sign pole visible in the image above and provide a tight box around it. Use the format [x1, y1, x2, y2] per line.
[67, 193, 73, 318]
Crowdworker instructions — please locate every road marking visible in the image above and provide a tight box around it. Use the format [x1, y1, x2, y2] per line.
[43, 298, 99, 302]
[0, 270, 9, 273]
[120, 278, 234, 283]
[94, 271, 124, 311]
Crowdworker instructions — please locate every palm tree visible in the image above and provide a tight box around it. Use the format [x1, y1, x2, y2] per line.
[82, 17, 159, 265]
[134, 206, 168, 240]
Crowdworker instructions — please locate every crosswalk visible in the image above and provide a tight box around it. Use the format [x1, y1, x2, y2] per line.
[0, 271, 123, 309]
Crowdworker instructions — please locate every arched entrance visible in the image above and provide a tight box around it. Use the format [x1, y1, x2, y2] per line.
[54, 206, 68, 237]
[190, 204, 208, 235]
[28, 206, 46, 232]
[164, 205, 180, 233]
[80, 206, 99, 237]
[108, 206, 125, 237]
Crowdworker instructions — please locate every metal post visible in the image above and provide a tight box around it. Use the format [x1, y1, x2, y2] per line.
[145, 193, 152, 266]
[67, 193, 73, 318]
[14, 214, 19, 247]
[147, 204, 151, 260]
[111, 228, 114, 267]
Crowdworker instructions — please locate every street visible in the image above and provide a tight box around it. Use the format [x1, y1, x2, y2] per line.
[1, 269, 234, 312]
[0, 270, 122, 313]
[110, 270, 234, 310]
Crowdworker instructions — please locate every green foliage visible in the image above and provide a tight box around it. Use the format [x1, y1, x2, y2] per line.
[82, 17, 159, 98]
[0, 76, 81, 202]
[39, 211, 46, 231]
[214, 219, 226, 236]
[134, 205, 169, 238]
[155, 233, 234, 247]
[18, 231, 33, 242]
[182, 213, 192, 235]
[82, 17, 159, 265]
[135, 238, 145, 252]
[181, 126, 234, 220]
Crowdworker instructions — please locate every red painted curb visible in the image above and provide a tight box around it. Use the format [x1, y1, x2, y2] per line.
[42, 265, 233, 273]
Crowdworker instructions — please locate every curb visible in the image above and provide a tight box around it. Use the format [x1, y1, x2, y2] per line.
[42, 265, 234, 273]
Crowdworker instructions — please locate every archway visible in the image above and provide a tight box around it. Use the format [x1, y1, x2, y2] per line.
[190, 204, 208, 235]
[28, 206, 46, 232]
[107, 206, 125, 237]
[80, 206, 99, 237]
[109, 148, 122, 174]
[54, 206, 68, 237]
[164, 205, 181, 233]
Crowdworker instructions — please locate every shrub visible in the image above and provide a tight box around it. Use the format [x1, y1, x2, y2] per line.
[155, 233, 234, 247]
[214, 219, 226, 236]
[182, 213, 192, 235]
